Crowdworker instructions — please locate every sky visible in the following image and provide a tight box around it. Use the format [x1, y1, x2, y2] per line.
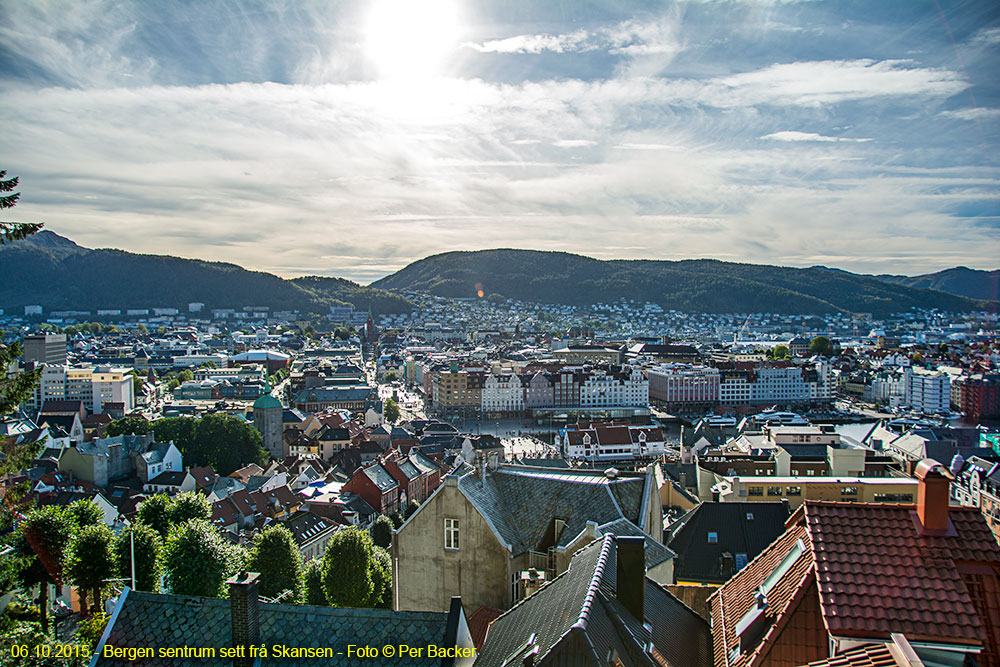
[1, 0, 998, 284]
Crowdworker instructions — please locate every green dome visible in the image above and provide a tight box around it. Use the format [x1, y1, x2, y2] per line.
[253, 393, 281, 410]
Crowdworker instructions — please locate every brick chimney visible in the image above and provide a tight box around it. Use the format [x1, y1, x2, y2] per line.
[615, 536, 646, 622]
[227, 571, 261, 667]
[913, 458, 954, 535]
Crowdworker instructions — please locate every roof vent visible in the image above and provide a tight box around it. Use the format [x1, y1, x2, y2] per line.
[604, 467, 619, 480]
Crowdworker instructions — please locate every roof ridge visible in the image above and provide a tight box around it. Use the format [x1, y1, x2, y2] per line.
[572, 534, 614, 633]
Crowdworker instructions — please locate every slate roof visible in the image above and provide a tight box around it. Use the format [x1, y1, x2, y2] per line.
[280, 509, 336, 546]
[458, 465, 650, 555]
[362, 463, 398, 492]
[666, 502, 788, 584]
[93, 590, 452, 667]
[476, 536, 711, 667]
[146, 471, 188, 487]
[711, 500, 1000, 667]
[140, 441, 173, 465]
[597, 518, 676, 569]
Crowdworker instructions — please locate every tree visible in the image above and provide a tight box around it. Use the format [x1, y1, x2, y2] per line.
[63, 524, 115, 615]
[162, 520, 234, 598]
[136, 494, 172, 538]
[370, 546, 392, 609]
[384, 372, 399, 383]
[18, 505, 74, 633]
[321, 528, 374, 608]
[66, 499, 104, 529]
[772, 344, 790, 359]
[403, 500, 420, 520]
[0, 170, 42, 244]
[304, 560, 327, 606]
[247, 525, 304, 602]
[809, 336, 832, 356]
[0, 342, 44, 526]
[389, 512, 404, 529]
[113, 522, 161, 592]
[177, 369, 194, 383]
[154, 414, 266, 476]
[370, 515, 394, 549]
[106, 414, 153, 437]
[168, 492, 210, 525]
[383, 398, 400, 424]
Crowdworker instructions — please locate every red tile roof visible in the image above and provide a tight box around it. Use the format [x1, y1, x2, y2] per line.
[466, 606, 504, 649]
[804, 502, 999, 647]
[711, 500, 1000, 667]
[803, 643, 898, 667]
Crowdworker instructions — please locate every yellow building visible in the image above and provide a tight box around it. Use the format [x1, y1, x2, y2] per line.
[714, 475, 917, 509]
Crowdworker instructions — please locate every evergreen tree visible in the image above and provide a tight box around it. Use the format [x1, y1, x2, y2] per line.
[247, 525, 304, 602]
[0, 170, 42, 243]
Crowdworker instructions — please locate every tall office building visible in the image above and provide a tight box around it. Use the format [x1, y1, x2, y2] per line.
[22, 333, 68, 365]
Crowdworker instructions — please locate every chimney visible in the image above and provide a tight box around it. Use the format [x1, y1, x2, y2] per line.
[615, 536, 646, 622]
[227, 571, 261, 667]
[913, 458, 954, 535]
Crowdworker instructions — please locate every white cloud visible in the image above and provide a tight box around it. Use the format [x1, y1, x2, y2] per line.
[464, 30, 591, 54]
[761, 131, 872, 142]
[552, 139, 597, 148]
[938, 107, 1000, 121]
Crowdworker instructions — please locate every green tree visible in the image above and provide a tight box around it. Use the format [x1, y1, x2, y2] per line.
[389, 512, 403, 529]
[154, 414, 266, 476]
[0, 340, 44, 527]
[247, 525, 304, 602]
[384, 372, 399, 383]
[809, 336, 832, 356]
[168, 492, 210, 525]
[403, 500, 420, 520]
[63, 524, 115, 615]
[66, 499, 104, 529]
[370, 515, 394, 549]
[136, 494, 172, 538]
[303, 560, 327, 606]
[129, 370, 145, 398]
[772, 344, 790, 359]
[177, 369, 194, 383]
[0, 171, 42, 244]
[150, 417, 197, 451]
[370, 546, 392, 609]
[162, 520, 233, 598]
[383, 398, 400, 424]
[18, 505, 74, 633]
[106, 414, 153, 437]
[321, 528, 374, 608]
[113, 523, 161, 592]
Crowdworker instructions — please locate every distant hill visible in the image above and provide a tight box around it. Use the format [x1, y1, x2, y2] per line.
[371, 249, 991, 315]
[872, 266, 1000, 302]
[0, 231, 412, 315]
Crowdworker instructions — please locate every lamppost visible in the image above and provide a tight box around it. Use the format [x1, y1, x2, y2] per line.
[120, 516, 136, 590]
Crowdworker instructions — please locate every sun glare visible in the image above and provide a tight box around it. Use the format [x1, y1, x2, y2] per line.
[365, 0, 461, 80]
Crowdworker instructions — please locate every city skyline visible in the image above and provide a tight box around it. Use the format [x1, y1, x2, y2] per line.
[1, 0, 998, 282]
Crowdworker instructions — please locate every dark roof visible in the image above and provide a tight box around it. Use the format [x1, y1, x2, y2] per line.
[93, 589, 453, 666]
[38, 400, 84, 414]
[146, 471, 188, 486]
[457, 465, 651, 555]
[362, 463, 398, 492]
[280, 510, 335, 546]
[667, 502, 789, 584]
[476, 536, 711, 667]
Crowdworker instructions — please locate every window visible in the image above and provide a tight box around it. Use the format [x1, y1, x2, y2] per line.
[767, 487, 783, 496]
[707, 532, 718, 543]
[841, 487, 858, 496]
[786, 486, 801, 496]
[444, 518, 460, 550]
[748, 486, 764, 497]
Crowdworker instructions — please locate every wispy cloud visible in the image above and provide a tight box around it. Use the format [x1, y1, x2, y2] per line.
[938, 107, 1000, 121]
[761, 131, 872, 142]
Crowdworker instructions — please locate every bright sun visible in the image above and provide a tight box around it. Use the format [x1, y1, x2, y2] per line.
[365, 0, 461, 80]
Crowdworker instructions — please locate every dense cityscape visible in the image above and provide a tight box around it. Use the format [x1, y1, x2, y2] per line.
[2, 0, 999, 665]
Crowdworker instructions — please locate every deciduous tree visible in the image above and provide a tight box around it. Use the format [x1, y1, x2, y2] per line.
[168, 492, 210, 525]
[321, 528, 374, 608]
[106, 414, 152, 437]
[18, 505, 74, 632]
[303, 560, 327, 606]
[370, 515, 393, 549]
[66, 499, 104, 529]
[247, 525, 303, 602]
[162, 520, 232, 598]
[63, 524, 115, 614]
[136, 494, 172, 538]
[113, 522, 161, 592]
[383, 398, 400, 424]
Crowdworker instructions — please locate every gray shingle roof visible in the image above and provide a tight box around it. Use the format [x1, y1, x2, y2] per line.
[476, 536, 711, 667]
[93, 590, 452, 666]
[362, 463, 398, 492]
[457, 465, 649, 556]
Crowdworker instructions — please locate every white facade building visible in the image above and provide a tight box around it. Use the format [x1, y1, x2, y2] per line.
[482, 373, 524, 415]
[905, 367, 951, 414]
[579, 368, 648, 408]
[30, 365, 135, 415]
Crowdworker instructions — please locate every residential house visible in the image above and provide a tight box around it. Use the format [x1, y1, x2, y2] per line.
[279, 510, 338, 562]
[143, 470, 196, 495]
[342, 462, 400, 516]
[393, 462, 670, 614]
[709, 459, 1000, 667]
[133, 440, 182, 484]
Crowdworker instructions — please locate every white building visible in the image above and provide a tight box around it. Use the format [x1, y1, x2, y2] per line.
[905, 367, 951, 415]
[579, 368, 648, 408]
[482, 373, 524, 416]
[30, 365, 135, 415]
[561, 423, 666, 461]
